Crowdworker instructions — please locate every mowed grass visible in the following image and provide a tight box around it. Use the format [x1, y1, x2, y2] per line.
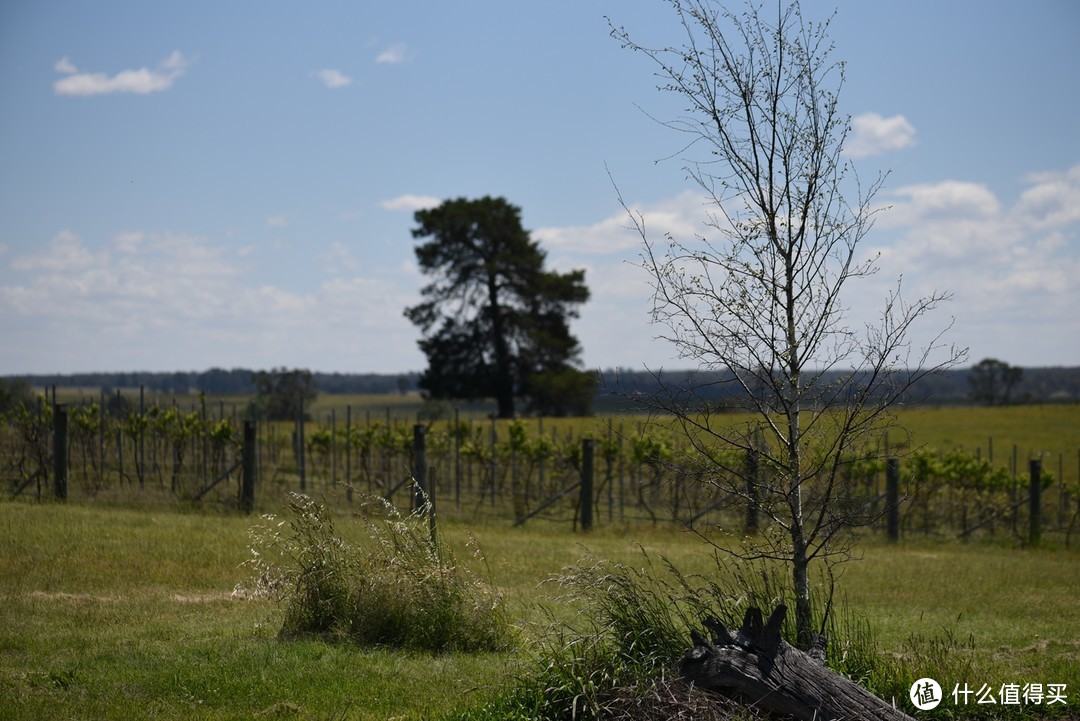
[0, 503, 508, 721]
[2, 502, 1078, 719]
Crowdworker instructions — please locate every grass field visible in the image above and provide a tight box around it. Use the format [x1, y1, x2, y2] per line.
[895, 405, 1080, 463]
[1, 502, 1077, 720]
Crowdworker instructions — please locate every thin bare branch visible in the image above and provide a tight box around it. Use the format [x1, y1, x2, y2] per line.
[609, 0, 966, 647]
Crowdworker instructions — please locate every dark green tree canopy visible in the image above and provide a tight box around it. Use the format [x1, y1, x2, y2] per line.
[405, 196, 592, 417]
[0, 377, 34, 416]
[967, 358, 1023, 406]
[251, 368, 318, 421]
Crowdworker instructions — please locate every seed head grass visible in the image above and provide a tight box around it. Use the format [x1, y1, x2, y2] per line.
[239, 492, 511, 653]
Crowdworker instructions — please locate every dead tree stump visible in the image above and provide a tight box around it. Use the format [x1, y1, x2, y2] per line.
[680, 605, 914, 721]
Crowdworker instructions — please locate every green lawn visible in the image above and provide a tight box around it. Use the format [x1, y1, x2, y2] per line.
[897, 405, 1080, 460]
[1, 502, 1077, 719]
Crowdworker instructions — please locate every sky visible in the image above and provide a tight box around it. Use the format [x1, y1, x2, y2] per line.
[1, 1, 1078, 376]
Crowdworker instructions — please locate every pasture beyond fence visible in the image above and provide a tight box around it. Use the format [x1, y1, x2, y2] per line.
[3, 391, 1078, 546]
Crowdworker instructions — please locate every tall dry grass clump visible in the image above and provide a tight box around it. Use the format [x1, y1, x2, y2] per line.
[239, 492, 509, 653]
[453, 550, 895, 721]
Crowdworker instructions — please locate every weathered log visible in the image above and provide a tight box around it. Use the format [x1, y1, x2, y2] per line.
[680, 605, 914, 721]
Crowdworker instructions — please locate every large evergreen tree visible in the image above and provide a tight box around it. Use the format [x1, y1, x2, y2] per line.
[405, 196, 591, 417]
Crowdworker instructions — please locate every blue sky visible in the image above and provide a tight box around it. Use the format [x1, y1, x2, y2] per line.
[2, 1, 1078, 375]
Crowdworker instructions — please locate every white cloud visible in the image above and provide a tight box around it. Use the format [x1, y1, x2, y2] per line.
[112, 231, 144, 253]
[319, 242, 361, 274]
[266, 215, 287, 227]
[54, 56, 77, 74]
[1014, 164, 1080, 230]
[867, 171, 1079, 278]
[538, 162, 1080, 369]
[162, 51, 186, 70]
[6, 164, 1076, 374]
[534, 191, 709, 254]
[237, 285, 312, 315]
[844, 113, 917, 159]
[312, 68, 352, 89]
[4, 231, 235, 319]
[543, 253, 682, 370]
[11, 230, 94, 272]
[0, 227, 425, 373]
[849, 163, 1080, 362]
[876, 180, 1001, 229]
[53, 51, 190, 97]
[375, 44, 407, 64]
[380, 194, 441, 212]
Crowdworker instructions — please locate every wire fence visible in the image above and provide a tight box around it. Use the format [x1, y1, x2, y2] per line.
[2, 393, 1077, 545]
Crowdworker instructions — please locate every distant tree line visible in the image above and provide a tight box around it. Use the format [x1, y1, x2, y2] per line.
[8, 369, 420, 398]
[6, 362, 1078, 411]
[595, 363, 1080, 408]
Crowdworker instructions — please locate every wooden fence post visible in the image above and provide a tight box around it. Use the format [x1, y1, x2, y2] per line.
[606, 418, 614, 522]
[413, 424, 427, 511]
[240, 420, 256, 514]
[580, 438, 594, 532]
[297, 401, 306, 493]
[116, 391, 124, 487]
[98, 390, 105, 491]
[454, 409, 461, 507]
[886, 458, 900, 543]
[489, 416, 497, 506]
[1011, 444, 1019, 532]
[331, 409, 337, 488]
[1029, 459, 1042, 546]
[537, 416, 545, 504]
[413, 424, 436, 547]
[345, 406, 353, 503]
[618, 421, 625, 521]
[53, 404, 68, 501]
[138, 385, 145, 490]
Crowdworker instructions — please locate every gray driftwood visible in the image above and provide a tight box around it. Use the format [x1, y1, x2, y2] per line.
[680, 605, 914, 721]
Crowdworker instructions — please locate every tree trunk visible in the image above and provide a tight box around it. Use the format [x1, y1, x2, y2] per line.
[680, 605, 914, 721]
[791, 533, 813, 649]
[486, 276, 516, 419]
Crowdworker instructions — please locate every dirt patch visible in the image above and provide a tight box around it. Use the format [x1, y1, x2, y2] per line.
[29, 590, 119, 604]
[24, 589, 239, 605]
[171, 591, 236, 604]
